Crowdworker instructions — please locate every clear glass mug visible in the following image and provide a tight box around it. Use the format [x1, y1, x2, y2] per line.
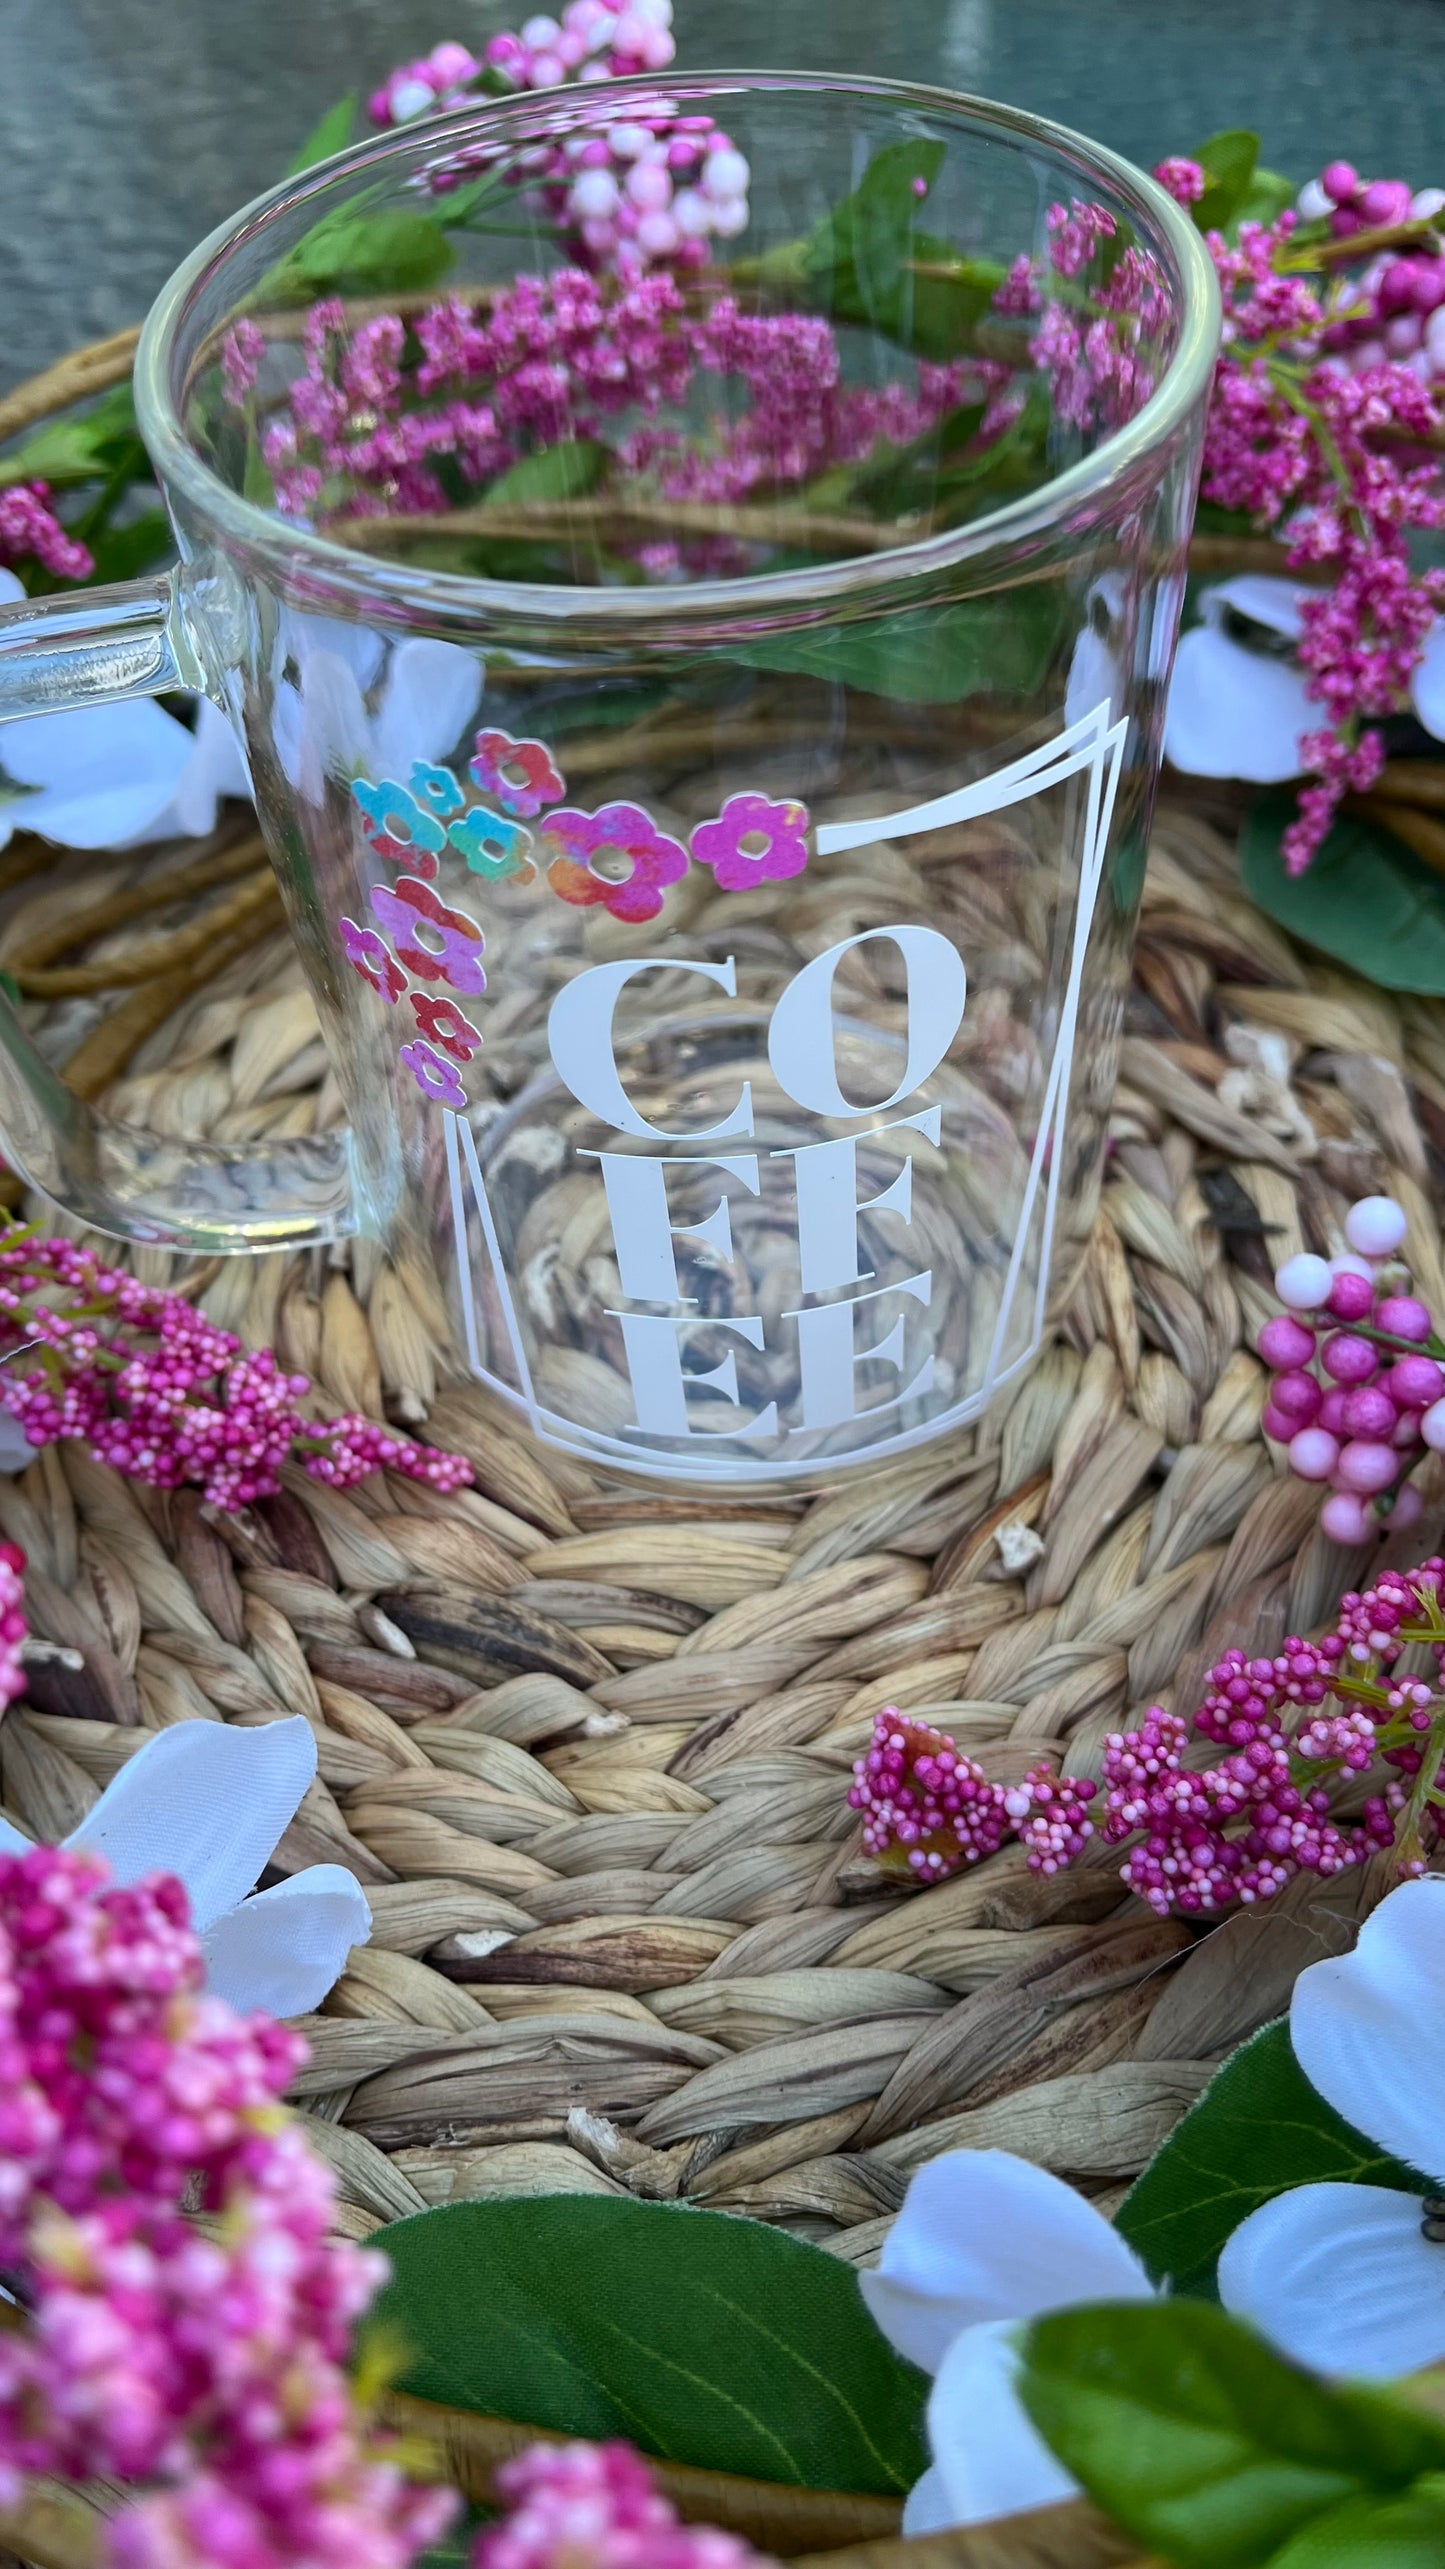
[0, 72, 1218, 1487]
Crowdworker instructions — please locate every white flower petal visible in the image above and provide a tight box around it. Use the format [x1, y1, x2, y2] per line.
[0, 697, 198, 848]
[900, 2467, 953, 2535]
[1411, 617, 1445, 740]
[116, 698, 254, 846]
[1065, 627, 1121, 731]
[374, 637, 482, 773]
[1200, 575, 1311, 642]
[277, 608, 385, 694]
[859, 2149, 1152, 2373]
[927, 2320, 1081, 2527]
[200, 1866, 372, 2016]
[1290, 1876, 1445, 2176]
[286, 651, 371, 803]
[67, 1715, 317, 1932]
[1219, 2181, 1445, 2376]
[0, 1811, 33, 1856]
[0, 571, 24, 606]
[1164, 623, 1315, 782]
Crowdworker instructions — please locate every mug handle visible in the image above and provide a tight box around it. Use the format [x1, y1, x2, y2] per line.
[0, 575, 360, 1254]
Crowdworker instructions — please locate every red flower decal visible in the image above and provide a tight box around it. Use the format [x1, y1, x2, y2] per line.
[369, 875, 486, 995]
[541, 802, 688, 924]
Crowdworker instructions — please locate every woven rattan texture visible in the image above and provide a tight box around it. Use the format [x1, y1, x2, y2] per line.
[0, 792, 1436, 2255]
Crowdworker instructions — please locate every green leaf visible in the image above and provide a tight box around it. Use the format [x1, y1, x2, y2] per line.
[80, 511, 173, 585]
[736, 587, 1062, 704]
[484, 439, 607, 506]
[1239, 791, 1445, 995]
[803, 140, 960, 354]
[369, 2197, 927, 2494]
[1116, 2019, 1425, 2293]
[1193, 129, 1261, 234]
[287, 93, 358, 174]
[1233, 166, 1298, 236]
[1019, 2301, 1445, 2569]
[262, 199, 455, 302]
[0, 383, 142, 491]
[1269, 2485, 1445, 2568]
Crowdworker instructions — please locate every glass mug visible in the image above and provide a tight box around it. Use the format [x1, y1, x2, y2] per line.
[0, 73, 1218, 1487]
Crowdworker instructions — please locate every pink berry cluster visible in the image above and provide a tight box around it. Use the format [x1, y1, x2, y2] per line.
[990, 198, 1171, 438]
[365, 10, 749, 274]
[1258, 1192, 1445, 1546]
[259, 270, 974, 554]
[848, 1712, 1097, 1883]
[369, 4, 674, 127]
[0, 1844, 453, 2569]
[0, 1228, 471, 1511]
[476, 2441, 763, 2569]
[0, 480, 93, 583]
[853, 1563, 1445, 1914]
[1152, 154, 1445, 870]
[0, 1538, 26, 1710]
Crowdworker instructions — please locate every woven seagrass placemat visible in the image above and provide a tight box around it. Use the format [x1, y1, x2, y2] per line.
[0, 780, 1437, 2255]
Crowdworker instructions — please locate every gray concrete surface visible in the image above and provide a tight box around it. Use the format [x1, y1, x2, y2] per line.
[1, 0, 1437, 387]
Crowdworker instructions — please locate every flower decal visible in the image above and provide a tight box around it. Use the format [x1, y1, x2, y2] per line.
[400, 1038, 468, 1108]
[448, 804, 536, 883]
[411, 992, 482, 1061]
[408, 757, 466, 819]
[469, 728, 565, 818]
[691, 790, 811, 890]
[369, 875, 486, 994]
[340, 916, 406, 1003]
[351, 776, 447, 874]
[542, 801, 689, 924]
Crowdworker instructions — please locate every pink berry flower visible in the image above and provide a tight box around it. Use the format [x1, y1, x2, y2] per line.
[411, 991, 483, 1060]
[341, 917, 407, 1003]
[0, 1228, 471, 1507]
[400, 1038, 469, 1107]
[477, 2440, 762, 2569]
[0, 1842, 455, 2569]
[543, 801, 689, 922]
[690, 791, 812, 891]
[469, 727, 567, 817]
[0, 1542, 26, 1711]
[848, 1710, 1095, 1883]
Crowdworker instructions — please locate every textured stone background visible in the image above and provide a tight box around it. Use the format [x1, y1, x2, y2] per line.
[3, 0, 1442, 387]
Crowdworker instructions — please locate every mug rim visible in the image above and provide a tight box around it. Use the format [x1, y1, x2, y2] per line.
[135, 67, 1222, 629]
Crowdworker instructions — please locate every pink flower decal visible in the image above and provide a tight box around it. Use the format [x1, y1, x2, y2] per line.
[340, 915, 407, 1003]
[370, 875, 486, 994]
[400, 1038, 468, 1108]
[352, 777, 447, 874]
[448, 804, 536, 883]
[469, 728, 565, 818]
[542, 801, 689, 924]
[411, 992, 482, 1061]
[691, 791, 811, 891]
[409, 758, 466, 819]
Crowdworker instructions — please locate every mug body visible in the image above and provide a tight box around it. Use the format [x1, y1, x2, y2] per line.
[141, 72, 1218, 1486]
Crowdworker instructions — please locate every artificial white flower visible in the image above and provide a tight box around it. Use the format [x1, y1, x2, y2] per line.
[1219, 1875, 1445, 2377]
[859, 2149, 1155, 2530]
[1164, 570, 1445, 784]
[271, 613, 482, 806]
[0, 1713, 370, 2016]
[0, 568, 251, 851]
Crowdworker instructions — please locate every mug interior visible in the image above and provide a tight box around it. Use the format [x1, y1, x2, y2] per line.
[140, 70, 1219, 623]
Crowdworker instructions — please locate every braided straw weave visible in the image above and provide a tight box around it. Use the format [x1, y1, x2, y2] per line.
[0, 775, 1440, 2258]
